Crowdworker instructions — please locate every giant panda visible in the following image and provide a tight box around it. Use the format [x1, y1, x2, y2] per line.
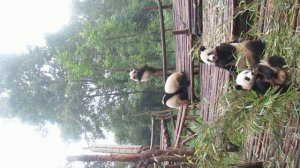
[200, 40, 266, 72]
[162, 72, 190, 109]
[235, 55, 291, 94]
[164, 72, 189, 94]
[129, 64, 157, 82]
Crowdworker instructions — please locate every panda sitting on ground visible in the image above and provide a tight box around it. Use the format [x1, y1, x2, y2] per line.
[162, 72, 190, 109]
[200, 40, 266, 72]
[235, 55, 291, 94]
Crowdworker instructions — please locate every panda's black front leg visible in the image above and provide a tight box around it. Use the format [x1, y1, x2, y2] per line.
[255, 65, 275, 81]
[253, 78, 271, 94]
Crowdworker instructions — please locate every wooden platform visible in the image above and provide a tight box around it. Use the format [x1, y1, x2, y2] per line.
[199, 0, 234, 122]
[199, 65, 230, 121]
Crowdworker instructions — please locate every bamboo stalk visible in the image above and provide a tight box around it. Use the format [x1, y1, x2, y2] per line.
[255, 132, 264, 158]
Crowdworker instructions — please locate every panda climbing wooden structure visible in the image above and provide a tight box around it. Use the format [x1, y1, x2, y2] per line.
[162, 72, 190, 109]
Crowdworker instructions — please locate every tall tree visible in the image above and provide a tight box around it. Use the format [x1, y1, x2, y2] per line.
[1, 0, 174, 145]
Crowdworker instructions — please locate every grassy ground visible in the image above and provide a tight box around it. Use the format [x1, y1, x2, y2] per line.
[189, 0, 300, 167]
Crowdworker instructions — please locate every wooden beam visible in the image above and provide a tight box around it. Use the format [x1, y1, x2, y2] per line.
[67, 148, 195, 162]
[160, 118, 164, 150]
[172, 29, 189, 34]
[150, 117, 155, 149]
[143, 4, 172, 11]
[174, 106, 188, 148]
[157, 0, 168, 82]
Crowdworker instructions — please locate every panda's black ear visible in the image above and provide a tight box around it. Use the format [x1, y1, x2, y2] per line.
[200, 46, 206, 51]
[235, 85, 243, 90]
[127, 69, 132, 73]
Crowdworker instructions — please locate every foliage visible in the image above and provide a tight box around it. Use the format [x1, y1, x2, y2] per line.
[51, 0, 175, 143]
[0, 0, 175, 145]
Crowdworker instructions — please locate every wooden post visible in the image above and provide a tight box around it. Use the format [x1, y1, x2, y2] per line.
[67, 148, 195, 162]
[173, 108, 182, 143]
[150, 116, 155, 149]
[174, 106, 188, 148]
[157, 0, 168, 82]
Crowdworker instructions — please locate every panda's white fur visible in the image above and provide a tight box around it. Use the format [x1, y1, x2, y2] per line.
[236, 70, 255, 90]
[235, 56, 290, 94]
[164, 72, 188, 94]
[200, 40, 265, 71]
[200, 48, 217, 65]
[129, 69, 152, 82]
[162, 94, 189, 109]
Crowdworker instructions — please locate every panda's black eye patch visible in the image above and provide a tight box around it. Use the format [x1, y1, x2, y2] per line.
[245, 77, 250, 81]
[207, 52, 214, 56]
[133, 76, 136, 79]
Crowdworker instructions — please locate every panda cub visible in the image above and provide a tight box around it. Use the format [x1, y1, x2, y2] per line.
[129, 64, 157, 82]
[235, 55, 290, 94]
[162, 72, 190, 109]
[200, 40, 265, 71]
